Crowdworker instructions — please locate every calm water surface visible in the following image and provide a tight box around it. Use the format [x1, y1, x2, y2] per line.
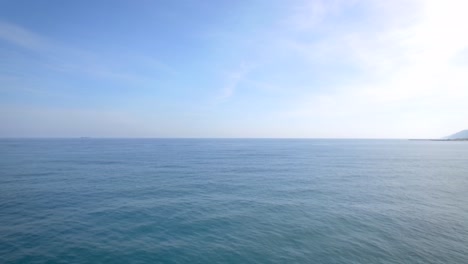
[1, 139, 467, 263]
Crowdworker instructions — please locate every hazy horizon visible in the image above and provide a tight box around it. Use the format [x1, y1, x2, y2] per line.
[1, 0, 467, 138]
[0, 136, 459, 140]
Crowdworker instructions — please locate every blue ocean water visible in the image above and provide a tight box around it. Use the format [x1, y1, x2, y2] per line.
[1, 139, 467, 263]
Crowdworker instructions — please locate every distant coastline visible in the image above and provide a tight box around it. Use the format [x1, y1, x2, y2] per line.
[410, 129, 468, 141]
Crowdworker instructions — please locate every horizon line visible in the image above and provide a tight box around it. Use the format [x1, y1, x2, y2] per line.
[0, 137, 424, 140]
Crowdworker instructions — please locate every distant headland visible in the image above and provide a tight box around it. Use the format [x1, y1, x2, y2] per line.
[409, 130, 468, 141]
[443, 130, 468, 140]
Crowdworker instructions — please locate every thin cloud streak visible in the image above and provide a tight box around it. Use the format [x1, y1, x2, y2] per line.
[0, 21, 48, 51]
[0, 21, 173, 87]
[217, 62, 255, 100]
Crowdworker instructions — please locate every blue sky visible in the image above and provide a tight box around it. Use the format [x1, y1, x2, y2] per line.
[1, 0, 467, 138]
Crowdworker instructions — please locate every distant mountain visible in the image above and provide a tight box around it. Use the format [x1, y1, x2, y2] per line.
[444, 130, 468, 139]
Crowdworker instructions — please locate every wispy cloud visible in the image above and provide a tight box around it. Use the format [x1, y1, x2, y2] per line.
[0, 21, 49, 51]
[218, 62, 255, 100]
[208, 0, 468, 137]
[0, 20, 173, 87]
[283, 0, 328, 31]
[273, 0, 468, 137]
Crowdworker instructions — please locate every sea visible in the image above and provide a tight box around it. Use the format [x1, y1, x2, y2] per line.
[1, 139, 467, 263]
